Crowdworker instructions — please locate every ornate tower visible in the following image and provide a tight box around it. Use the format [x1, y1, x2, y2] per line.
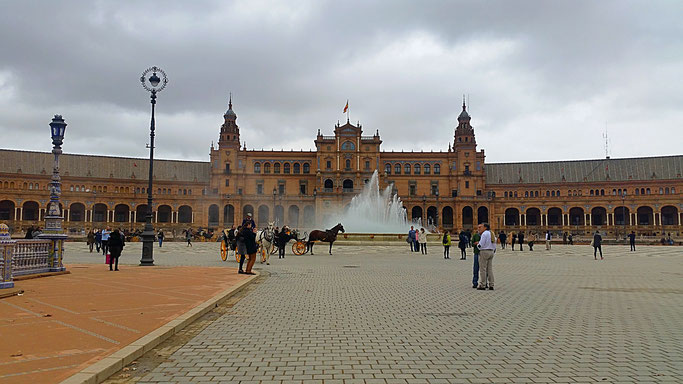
[453, 99, 476, 148]
[218, 96, 240, 149]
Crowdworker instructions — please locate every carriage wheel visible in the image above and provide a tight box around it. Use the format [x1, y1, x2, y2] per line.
[220, 241, 228, 261]
[292, 241, 307, 255]
[235, 250, 242, 262]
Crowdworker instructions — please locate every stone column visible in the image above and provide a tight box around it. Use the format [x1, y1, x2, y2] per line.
[587, 213, 591, 226]
[15, 207, 21, 221]
[561, 213, 565, 226]
[0, 224, 16, 289]
[65, 209, 69, 222]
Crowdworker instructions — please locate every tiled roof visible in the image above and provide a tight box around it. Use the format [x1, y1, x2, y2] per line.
[0, 149, 210, 183]
[486, 155, 683, 185]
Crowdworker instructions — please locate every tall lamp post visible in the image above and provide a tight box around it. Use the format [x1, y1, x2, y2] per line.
[140, 66, 168, 266]
[422, 194, 427, 227]
[38, 115, 68, 272]
[621, 190, 627, 238]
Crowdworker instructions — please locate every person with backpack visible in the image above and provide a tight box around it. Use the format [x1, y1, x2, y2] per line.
[458, 230, 468, 260]
[442, 230, 451, 259]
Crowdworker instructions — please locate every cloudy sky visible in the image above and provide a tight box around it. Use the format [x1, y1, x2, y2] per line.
[1, 0, 681, 163]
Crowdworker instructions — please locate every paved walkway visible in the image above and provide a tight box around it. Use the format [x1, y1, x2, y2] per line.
[0, 263, 248, 384]
[114, 244, 683, 383]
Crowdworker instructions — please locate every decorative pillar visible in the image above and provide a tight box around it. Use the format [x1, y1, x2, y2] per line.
[561, 213, 565, 226]
[0, 224, 16, 289]
[192, 211, 195, 224]
[65, 209, 70, 222]
[587, 213, 591, 226]
[15, 207, 21, 221]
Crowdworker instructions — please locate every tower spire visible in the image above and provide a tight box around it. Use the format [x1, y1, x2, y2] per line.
[462, 94, 466, 110]
[229, 92, 232, 110]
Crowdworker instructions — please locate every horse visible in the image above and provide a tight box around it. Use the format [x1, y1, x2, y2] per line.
[307, 223, 345, 255]
[256, 222, 276, 264]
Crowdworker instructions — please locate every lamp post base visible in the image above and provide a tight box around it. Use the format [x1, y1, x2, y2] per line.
[140, 226, 155, 266]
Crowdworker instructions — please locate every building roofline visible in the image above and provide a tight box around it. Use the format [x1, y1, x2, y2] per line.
[0, 148, 208, 164]
[488, 154, 682, 166]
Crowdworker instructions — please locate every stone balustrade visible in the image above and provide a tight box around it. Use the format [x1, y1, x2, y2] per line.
[0, 223, 65, 289]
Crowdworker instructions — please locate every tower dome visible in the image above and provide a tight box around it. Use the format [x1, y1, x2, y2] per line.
[224, 95, 237, 120]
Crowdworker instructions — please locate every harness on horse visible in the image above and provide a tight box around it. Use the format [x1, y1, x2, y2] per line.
[259, 228, 275, 243]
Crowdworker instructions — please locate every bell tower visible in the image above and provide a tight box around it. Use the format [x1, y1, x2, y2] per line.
[218, 95, 240, 149]
[453, 97, 476, 148]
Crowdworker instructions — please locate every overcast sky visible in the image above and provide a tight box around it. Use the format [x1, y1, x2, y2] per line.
[1, 0, 682, 163]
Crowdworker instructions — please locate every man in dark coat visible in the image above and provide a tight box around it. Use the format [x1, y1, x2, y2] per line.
[628, 231, 636, 251]
[593, 231, 603, 260]
[108, 229, 125, 271]
[517, 232, 525, 251]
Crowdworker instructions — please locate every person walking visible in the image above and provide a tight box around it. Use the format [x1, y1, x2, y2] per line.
[628, 231, 636, 251]
[158, 230, 165, 247]
[419, 228, 428, 254]
[276, 226, 288, 259]
[101, 227, 111, 256]
[528, 232, 536, 251]
[498, 231, 507, 249]
[568, 233, 574, 245]
[95, 229, 102, 253]
[87, 230, 95, 252]
[471, 228, 481, 288]
[593, 231, 603, 260]
[458, 230, 468, 260]
[476, 223, 496, 290]
[545, 230, 552, 250]
[511, 232, 517, 251]
[442, 230, 451, 259]
[236, 226, 247, 273]
[563, 232, 568, 245]
[517, 231, 525, 251]
[185, 228, 193, 247]
[242, 222, 258, 275]
[407, 226, 417, 252]
[107, 228, 125, 271]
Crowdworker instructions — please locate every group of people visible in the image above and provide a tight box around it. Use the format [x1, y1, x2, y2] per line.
[86, 227, 125, 271]
[406, 226, 429, 254]
[23, 225, 43, 239]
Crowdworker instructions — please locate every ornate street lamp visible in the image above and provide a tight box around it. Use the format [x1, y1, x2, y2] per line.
[139, 66, 168, 266]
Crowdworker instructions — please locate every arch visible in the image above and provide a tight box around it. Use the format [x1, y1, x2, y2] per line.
[257, 205, 270, 226]
[505, 208, 519, 226]
[263, 163, 271, 174]
[324, 179, 334, 190]
[70, 202, 86, 222]
[414, 163, 421, 174]
[208, 204, 220, 227]
[93, 203, 108, 222]
[283, 163, 291, 174]
[303, 205, 315, 227]
[385, 163, 391, 174]
[661, 205, 678, 225]
[0, 200, 15, 220]
[394, 164, 401, 174]
[462, 206, 473, 226]
[411, 206, 423, 222]
[303, 163, 310, 174]
[254, 162, 261, 173]
[114, 204, 130, 223]
[293, 163, 301, 174]
[477, 206, 489, 224]
[442, 206, 453, 227]
[223, 204, 235, 226]
[614, 206, 630, 225]
[343, 179, 354, 191]
[424, 164, 431, 174]
[136, 204, 148, 223]
[591, 207, 607, 226]
[427, 206, 437, 226]
[274, 205, 284, 226]
[273, 163, 281, 174]
[434, 164, 441, 174]
[242, 204, 254, 220]
[341, 141, 355, 150]
[22, 201, 40, 221]
[547, 207, 562, 226]
[569, 207, 585, 226]
[637, 206, 653, 225]
[288, 205, 300, 226]
[526, 207, 541, 226]
[157, 205, 172, 223]
[178, 205, 193, 223]
[404, 163, 411, 174]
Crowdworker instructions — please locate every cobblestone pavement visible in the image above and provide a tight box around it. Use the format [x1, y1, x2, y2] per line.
[74, 243, 682, 383]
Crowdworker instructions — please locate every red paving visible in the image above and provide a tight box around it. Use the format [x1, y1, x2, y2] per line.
[0, 264, 248, 384]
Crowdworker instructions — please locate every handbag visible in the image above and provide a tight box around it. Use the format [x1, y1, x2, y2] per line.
[105, 253, 111, 264]
[590, 239, 594, 247]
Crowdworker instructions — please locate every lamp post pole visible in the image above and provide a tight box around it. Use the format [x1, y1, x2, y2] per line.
[621, 191, 626, 238]
[140, 66, 168, 266]
[422, 194, 426, 227]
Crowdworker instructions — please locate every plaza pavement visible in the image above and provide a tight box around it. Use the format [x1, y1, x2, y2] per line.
[78, 242, 683, 384]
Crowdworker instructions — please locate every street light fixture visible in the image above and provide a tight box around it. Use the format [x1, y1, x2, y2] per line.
[139, 66, 168, 266]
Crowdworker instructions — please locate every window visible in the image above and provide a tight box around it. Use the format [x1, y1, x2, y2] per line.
[414, 164, 421, 174]
[525, 191, 529, 197]
[225, 180, 229, 187]
[70, 185, 74, 191]
[183, 189, 187, 195]
[659, 187, 663, 194]
[341, 141, 355, 150]
[476, 190, 482, 196]
[590, 190, 594, 196]
[534, 191, 539, 197]
[672, 187, 676, 194]
[278, 184, 285, 194]
[405, 163, 411, 174]
[514, 191, 517, 197]
[505, 191, 508, 198]
[274, 163, 281, 174]
[556, 190, 560, 196]
[257, 184, 263, 194]
[665, 187, 670, 194]
[409, 184, 416, 196]
[300, 183, 306, 194]
[395, 164, 401, 174]
[600, 189, 605, 196]
[284, 163, 291, 174]
[303, 163, 310, 174]
[431, 184, 438, 196]
[385, 163, 391, 174]
[464, 164, 470, 173]
[254, 162, 261, 173]
[452, 189, 458, 197]
[434, 164, 440, 174]
[465, 181, 470, 189]
[264, 163, 271, 174]
[476, 162, 481, 171]
[551, 191, 555, 197]
[646, 188, 650, 194]
[364, 160, 370, 170]
[293, 163, 300, 174]
[424, 164, 431, 174]
[326, 160, 332, 170]
[225, 163, 230, 174]
[345, 159, 351, 169]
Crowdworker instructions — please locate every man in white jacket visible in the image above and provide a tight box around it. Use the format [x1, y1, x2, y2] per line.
[476, 223, 496, 291]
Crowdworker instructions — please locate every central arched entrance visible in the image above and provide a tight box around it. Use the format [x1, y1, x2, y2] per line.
[477, 206, 488, 224]
[462, 206, 473, 227]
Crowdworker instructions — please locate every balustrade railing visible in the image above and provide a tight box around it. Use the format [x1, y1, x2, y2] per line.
[13, 239, 51, 276]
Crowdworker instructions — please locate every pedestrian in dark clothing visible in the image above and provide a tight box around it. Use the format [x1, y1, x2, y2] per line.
[241, 222, 258, 275]
[277, 227, 288, 259]
[237, 226, 247, 273]
[593, 231, 603, 260]
[498, 231, 507, 249]
[87, 230, 95, 252]
[568, 233, 574, 245]
[518, 232, 525, 251]
[24, 226, 34, 239]
[95, 230, 102, 252]
[628, 231, 636, 251]
[471, 230, 481, 288]
[158, 230, 164, 247]
[108, 229, 125, 271]
[563, 232, 568, 245]
[511, 233, 517, 250]
[242, 213, 256, 229]
[458, 231, 468, 260]
[407, 226, 416, 252]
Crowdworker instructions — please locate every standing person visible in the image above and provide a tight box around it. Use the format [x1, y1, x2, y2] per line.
[593, 231, 603, 260]
[498, 231, 507, 249]
[24, 226, 34, 239]
[545, 230, 552, 250]
[101, 227, 111, 256]
[276, 226, 287, 259]
[185, 228, 193, 247]
[568, 233, 574, 245]
[471, 228, 481, 288]
[237, 225, 247, 273]
[528, 232, 536, 251]
[465, 229, 472, 248]
[87, 230, 95, 252]
[476, 223, 496, 290]
[107, 229, 125, 271]
[95, 229, 102, 253]
[628, 231, 636, 251]
[419, 228, 428, 254]
[407, 226, 416, 252]
[413, 228, 420, 253]
[242, 213, 256, 229]
[517, 231, 525, 251]
[242, 222, 258, 275]
[158, 230, 164, 247]
[442, 230, 451, 259]
[563, 232, 568, 245]
[458, 230, 468, 260]
[511, 232, 517, 251]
